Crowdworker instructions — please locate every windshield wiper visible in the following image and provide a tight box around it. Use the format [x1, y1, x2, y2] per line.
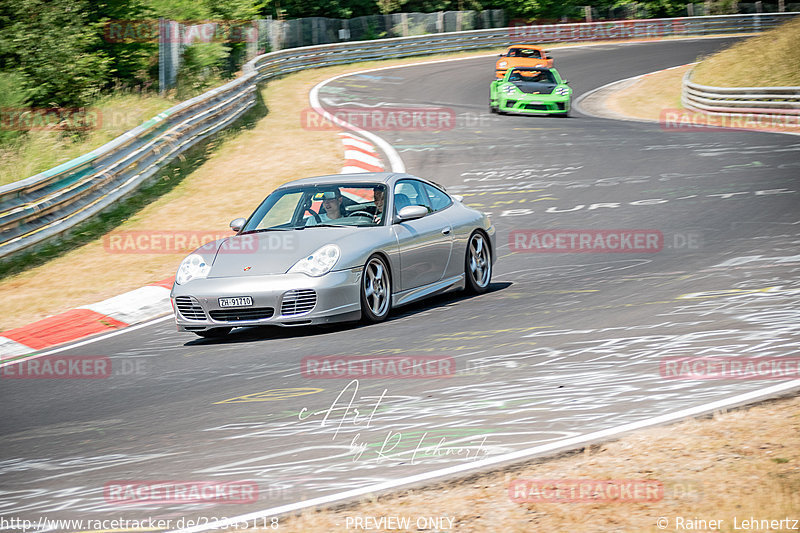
[307, 223, 351, 228]
[240, 228, 293, 234]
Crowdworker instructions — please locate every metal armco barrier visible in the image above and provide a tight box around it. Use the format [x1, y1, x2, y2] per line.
[682, 69, 800, 116]
[0, 12, 797, 261]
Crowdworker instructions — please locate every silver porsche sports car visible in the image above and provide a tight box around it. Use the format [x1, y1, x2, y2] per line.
[170, 172, 495, 337]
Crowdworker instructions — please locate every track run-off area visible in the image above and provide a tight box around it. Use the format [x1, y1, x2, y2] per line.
[1, 37, 799, 532]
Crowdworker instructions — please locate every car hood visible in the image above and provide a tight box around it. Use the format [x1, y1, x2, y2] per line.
[511, 81, 557, 95]
[205, 227, 365, 278]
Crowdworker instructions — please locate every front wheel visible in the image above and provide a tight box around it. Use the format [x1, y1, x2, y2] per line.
[464, 232, 492, 294]
[360, 255, 391, 323]
[194, 327, 232, 338]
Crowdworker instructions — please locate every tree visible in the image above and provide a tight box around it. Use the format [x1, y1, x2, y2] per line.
[0, 0, 111, 107]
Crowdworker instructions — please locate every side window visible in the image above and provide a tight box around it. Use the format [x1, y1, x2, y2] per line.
[394, 180, 430, 213]
[423, 183, 452, 212]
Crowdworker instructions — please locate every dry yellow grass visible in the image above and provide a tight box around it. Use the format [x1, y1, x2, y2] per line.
[693, 17, 800, 87]
[605, 64, 692, 121]
[245, 394, 800, 533]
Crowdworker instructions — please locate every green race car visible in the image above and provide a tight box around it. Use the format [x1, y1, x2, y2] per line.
[490, 67, 572, 117]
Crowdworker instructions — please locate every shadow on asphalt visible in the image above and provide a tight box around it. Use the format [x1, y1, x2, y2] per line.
[184, 281, 512, 346]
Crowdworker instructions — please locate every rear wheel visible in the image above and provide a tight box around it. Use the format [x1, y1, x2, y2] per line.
[194, 327, 232, 338]
[360, 255, 391, 323]
[464, 232, 492, 294]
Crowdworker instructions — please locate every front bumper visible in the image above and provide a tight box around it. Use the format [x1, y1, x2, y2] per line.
[170, 268, 362, 332]
[498, 95, 570, 114]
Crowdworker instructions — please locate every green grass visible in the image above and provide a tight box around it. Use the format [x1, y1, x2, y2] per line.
[0, 89, 268, 280]
[693, 17, 800, 87]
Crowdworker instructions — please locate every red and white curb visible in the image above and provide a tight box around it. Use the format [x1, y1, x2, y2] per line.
[339, 132, 385, 173]
[0, 277, 174, 361]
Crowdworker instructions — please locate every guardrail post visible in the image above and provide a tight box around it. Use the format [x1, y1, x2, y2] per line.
[158, 18, 181, 94]
[584, 5, 592, 22]
[687, 3, 695, 16]
[246, 20, 258, 59]
[779, 0, 785, 11]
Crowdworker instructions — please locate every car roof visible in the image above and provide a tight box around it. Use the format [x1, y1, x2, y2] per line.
[507, 44, 544, 50]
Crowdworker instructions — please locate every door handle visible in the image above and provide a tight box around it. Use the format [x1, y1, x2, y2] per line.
[442, 227, 451, 235]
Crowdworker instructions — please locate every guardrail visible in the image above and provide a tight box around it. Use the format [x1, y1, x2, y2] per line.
[1, 12, 797, 261]
[682, 69, 800, 116]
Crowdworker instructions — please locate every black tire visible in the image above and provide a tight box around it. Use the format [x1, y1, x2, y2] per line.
[464, 232, 492, 294]
[360, 254, 391, 323]
[490, 105, 498, 114]
[194, 327, 232, 338]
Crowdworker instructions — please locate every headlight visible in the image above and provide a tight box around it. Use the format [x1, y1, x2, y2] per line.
[502, 85, 516, 94]
[288, 244, 340, 277]
[555, 86, 570, 96]
[498, 61, 507, 67]
[176, 254, 211, 285]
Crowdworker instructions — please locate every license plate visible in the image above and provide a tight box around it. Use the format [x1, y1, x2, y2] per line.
[219, 296, 253, 308]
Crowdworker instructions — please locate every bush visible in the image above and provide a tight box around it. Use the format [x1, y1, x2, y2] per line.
[0, 72, 32, 146]
[175, 42, 231, 98]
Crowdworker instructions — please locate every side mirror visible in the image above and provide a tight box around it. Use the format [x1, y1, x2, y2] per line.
[396, 205, 428, 222]
[498, 53, 505, 57]
[563, 80, 570, 85]
[230, 217, 247, 232]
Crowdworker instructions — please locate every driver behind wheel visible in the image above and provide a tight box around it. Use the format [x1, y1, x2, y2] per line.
[373, 188, 385, 223]
[306, 190, 344, 225]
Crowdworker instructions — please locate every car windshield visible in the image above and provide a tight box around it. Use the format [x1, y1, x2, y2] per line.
[516, 48, 542, 58]
[509, 69, 556, 84]
[241, 183, 387, 232]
